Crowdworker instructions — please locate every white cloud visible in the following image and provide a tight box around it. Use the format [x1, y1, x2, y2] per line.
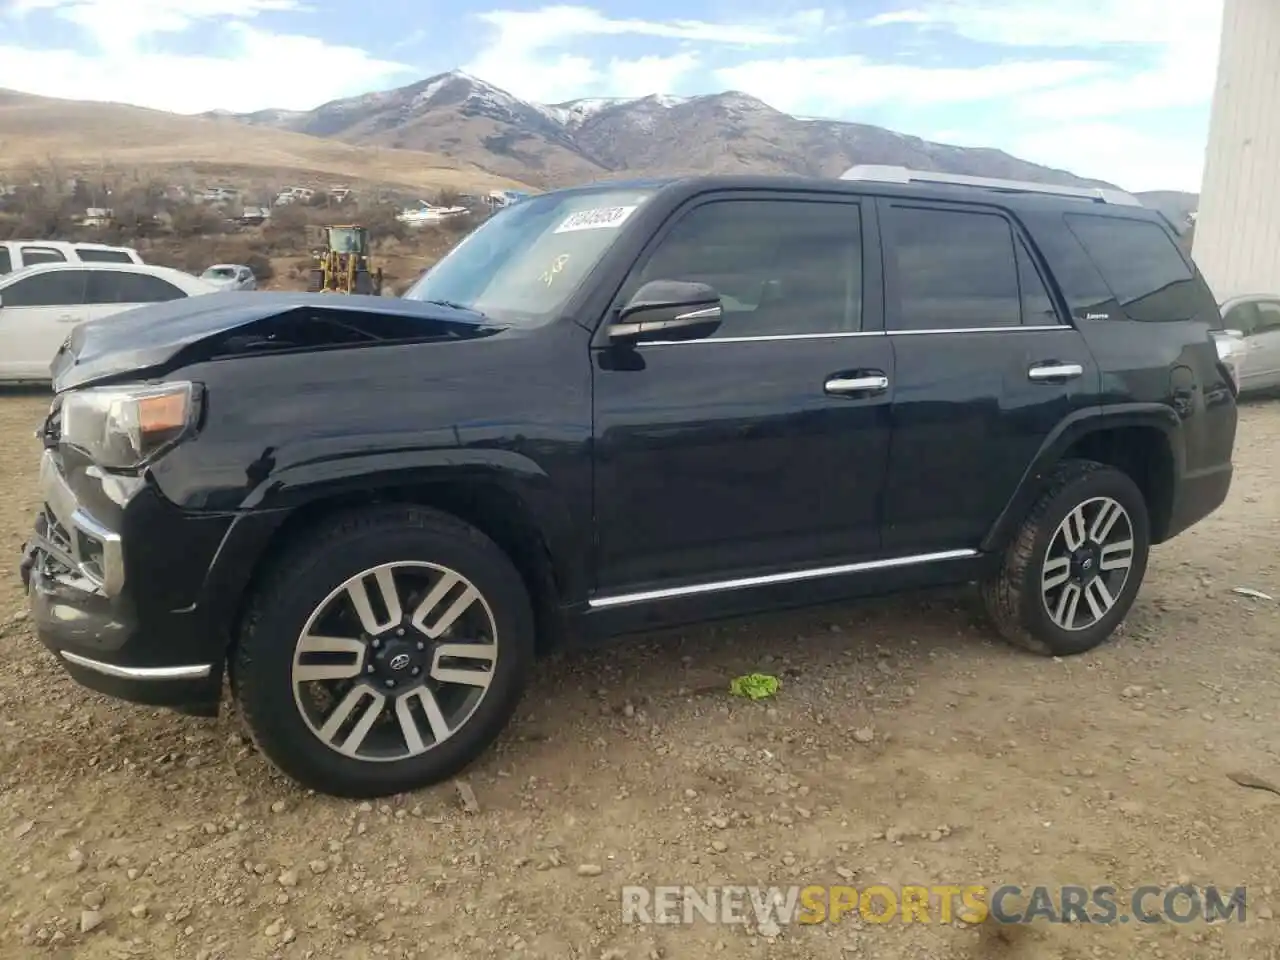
[714, 57, 1106, 115]
[1007, 122, 1209, 194]
[462, 4, 805, 104]
[0, 0, 413, 112]
[868, 0, 1223, 118]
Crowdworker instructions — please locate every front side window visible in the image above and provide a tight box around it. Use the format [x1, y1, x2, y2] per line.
[403, 187, 657, 324]
[3, 270, 88, 307]
[1254, 300, 1280, 334]
[885, 205, 1022, 330]
[0, 248, 10, 274]
[626, 197, 864, 337]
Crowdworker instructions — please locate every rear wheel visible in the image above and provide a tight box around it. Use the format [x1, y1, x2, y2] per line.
[232, 505, 535, 797]
[981, 460, 1150, 657]
[306, 268, 324, 292]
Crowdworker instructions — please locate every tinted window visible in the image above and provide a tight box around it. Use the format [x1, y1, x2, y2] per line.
[1255, 301, 1280, 334]
[886, 206, 1020, 330]
[89, 271, 185, 304]
[3, 271, 87, 307]
[629, 198, 863, 337]
[76, 248, 134, 263]
[1223, 302, 1260, 335]
[1065, 214, 1201, 321]
[1016, 239, 1060, 325]
[21, 246, 66, 266]
[0, 248, 10, 274]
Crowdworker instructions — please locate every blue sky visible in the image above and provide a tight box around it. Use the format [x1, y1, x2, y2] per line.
[0, 0, 1224, 191]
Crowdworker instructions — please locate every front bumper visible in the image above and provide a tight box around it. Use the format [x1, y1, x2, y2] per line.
[20, 449, 272, 716]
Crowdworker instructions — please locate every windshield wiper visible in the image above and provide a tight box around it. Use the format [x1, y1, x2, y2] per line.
[418, 298, 487, 318]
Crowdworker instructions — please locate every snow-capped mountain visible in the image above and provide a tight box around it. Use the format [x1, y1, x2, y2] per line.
[206, 71, 1109, 190]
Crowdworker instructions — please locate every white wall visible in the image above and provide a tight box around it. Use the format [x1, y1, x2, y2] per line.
[1193, 0, 1280, 302]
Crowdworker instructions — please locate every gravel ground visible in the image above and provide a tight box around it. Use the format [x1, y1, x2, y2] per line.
[1, 388, 1278, 960]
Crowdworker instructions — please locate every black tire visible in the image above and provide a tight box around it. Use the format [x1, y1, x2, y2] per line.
[232, 505, 535, 798]
[306, 268, 324, 293]
[981, 459, 1150, 657]
[354, 270, 374, 295]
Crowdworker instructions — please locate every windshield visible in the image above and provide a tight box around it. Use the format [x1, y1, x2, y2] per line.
[204, 267, 236, 279]
[402, 187, 655, 323]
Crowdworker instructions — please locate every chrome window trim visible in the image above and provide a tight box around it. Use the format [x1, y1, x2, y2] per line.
[643, 324, 1068, 346]
[588, 548, 978, 609]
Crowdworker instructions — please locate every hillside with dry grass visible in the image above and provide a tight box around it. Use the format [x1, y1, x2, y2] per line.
[0, 89, 532, 193]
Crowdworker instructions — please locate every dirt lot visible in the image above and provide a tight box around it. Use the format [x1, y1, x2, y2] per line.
[0, 390, 1278, 960]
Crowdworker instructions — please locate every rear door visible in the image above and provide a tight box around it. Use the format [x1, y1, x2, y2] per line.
[0, 270, 89, 377]
[877, 197, 1100, 554]
[591, 191, 895, 596]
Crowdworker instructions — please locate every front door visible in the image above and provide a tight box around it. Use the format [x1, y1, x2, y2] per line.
[875, 198, 1100, 554]
[0, 269, 88, 378]
[591, 192, 894, 597]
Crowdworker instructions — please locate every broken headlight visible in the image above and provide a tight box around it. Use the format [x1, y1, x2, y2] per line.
[59, 381, 202, 470]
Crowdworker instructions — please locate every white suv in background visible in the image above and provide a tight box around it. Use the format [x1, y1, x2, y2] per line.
[0, 240, 144, 275]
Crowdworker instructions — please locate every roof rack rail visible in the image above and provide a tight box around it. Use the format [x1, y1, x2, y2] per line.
[838, 164, 1142, 207]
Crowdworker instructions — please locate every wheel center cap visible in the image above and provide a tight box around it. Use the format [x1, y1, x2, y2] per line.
[370, 638, 425, 685]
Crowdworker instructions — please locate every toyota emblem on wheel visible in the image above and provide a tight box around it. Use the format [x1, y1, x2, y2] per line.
[388, 653, 412, 671]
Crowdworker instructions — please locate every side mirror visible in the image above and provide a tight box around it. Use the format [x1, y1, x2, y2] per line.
[608, 279, 723, 344]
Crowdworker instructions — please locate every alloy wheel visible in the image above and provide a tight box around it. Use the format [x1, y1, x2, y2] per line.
[1040, 496, 1136, 632]
[290, 562, 499, 762]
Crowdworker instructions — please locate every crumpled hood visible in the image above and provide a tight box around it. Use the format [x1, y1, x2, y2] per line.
[50, 291, 499, 392]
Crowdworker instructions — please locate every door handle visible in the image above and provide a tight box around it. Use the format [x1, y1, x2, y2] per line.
[825, 374, 889, 396]
[56, 315, 78, 323]
[1027, 362, 1083, 382]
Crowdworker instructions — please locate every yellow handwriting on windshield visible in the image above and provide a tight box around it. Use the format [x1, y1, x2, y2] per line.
[540, 253, 571, 287]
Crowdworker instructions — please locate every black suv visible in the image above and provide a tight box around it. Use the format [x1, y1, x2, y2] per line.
[20, 166, 1238, 798]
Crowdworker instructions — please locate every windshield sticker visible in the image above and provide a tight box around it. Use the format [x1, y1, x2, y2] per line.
[553, 205, 638, 234]
[540, 253, 570, 286]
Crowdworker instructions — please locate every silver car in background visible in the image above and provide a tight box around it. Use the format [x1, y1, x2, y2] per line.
[1218, 294, 1280, 395]
[199, 263, 257, 291]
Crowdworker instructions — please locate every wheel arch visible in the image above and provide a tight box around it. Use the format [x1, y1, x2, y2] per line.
[223, 472, 581, 664]
[983, 404, 1183, 553]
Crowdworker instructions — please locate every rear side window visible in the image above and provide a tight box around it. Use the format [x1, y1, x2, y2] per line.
[885, 205, 1033, 330]
[21, 246, 66, 266]
[95, 272, 186, 304]
[76, 248, 134, 264]
[0, 248, 10, 274]
[1064, 214, 1204, 322]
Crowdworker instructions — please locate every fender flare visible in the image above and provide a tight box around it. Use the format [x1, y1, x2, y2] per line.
[230, 447, 586, 605]
[980, 403, 1183, 553]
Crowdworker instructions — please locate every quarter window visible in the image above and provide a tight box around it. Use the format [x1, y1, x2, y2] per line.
[885, 206, 1024, 331]
[75, 248, 135, 264]
[629, 198, 864, 337]
[1064, 214, 1199, 321]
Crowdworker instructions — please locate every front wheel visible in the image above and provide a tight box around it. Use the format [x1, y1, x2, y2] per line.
[232, 505, 535, 797]
[981, 460, 1151, 657]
